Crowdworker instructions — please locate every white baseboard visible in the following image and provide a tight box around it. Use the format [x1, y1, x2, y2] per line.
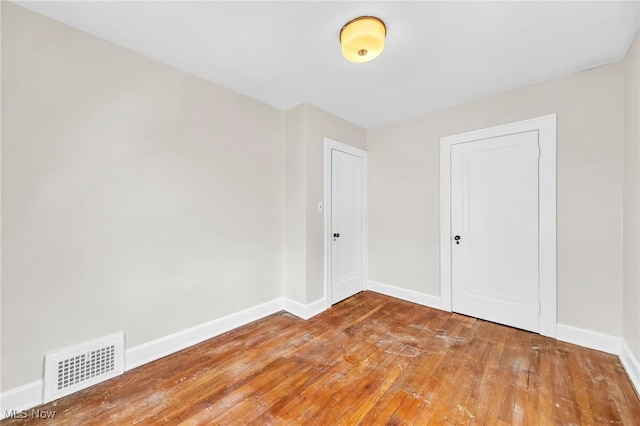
[0, 295, 329, 418]
[125, 298, 284, 371]
[0, 380, 43, 420]
[283, 297, 326, 320]
[367, 280, 442, 310]
[556, 323, 621, 355]
[620, 340, 640, 396]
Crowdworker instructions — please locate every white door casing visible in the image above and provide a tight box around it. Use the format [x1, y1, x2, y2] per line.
[451, 131, 540, 332]
[324, 138, 367, 306]
[440, 114, 557, 337]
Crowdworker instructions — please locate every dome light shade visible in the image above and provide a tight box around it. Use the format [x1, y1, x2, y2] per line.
[340, 16, 386, 63]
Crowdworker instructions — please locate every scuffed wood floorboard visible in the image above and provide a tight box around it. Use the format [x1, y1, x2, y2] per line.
[2, 291, 639, 425]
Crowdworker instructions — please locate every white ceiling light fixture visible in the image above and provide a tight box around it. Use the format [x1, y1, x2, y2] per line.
[340, 16, 386, 63]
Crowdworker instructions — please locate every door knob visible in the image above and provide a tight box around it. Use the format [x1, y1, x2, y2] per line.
[454, 235, 461, 245]
[333, 233, 340, 238]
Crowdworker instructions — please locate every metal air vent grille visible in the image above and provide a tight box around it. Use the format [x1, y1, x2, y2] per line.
[44, 333, 124, 403]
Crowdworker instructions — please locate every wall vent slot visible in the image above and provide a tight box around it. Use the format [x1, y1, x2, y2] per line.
[44, 333, 125, 403]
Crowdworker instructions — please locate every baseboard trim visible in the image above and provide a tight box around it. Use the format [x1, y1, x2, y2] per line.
[367, 280, 442, 310]
[283, 298, 326, 320]
[125, 298, 284, 371]
[0, 380, 43, 420]
[556, 323, 621, 355]
[620, 340, 640, 396]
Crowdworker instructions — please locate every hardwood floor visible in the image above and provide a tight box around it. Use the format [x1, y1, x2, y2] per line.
[3, 291, 639, 425]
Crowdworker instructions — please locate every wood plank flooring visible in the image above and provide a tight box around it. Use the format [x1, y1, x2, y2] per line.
[3, 291, 639, 425]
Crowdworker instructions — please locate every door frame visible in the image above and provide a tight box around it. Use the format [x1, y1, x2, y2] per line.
[324, 137, 368, 308]
[440, 114, 557, 337]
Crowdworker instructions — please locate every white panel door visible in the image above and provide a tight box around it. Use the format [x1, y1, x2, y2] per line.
[331, 149, 365, 304]
[451, 131, 540, 332]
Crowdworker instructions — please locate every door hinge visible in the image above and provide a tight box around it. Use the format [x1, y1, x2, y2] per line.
[537, 145, 541, 160]
[539, 301, 542, 315]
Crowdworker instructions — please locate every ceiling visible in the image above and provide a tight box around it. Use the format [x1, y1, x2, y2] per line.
[14, 1, 640, 128]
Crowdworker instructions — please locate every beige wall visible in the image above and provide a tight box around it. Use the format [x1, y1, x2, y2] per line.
[368, 61, 625, 336]
[284, 105, 307, 303]
[284, 104, 366, 304]
[624, 30, 640, 359]
[1, 3, 285, 391]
